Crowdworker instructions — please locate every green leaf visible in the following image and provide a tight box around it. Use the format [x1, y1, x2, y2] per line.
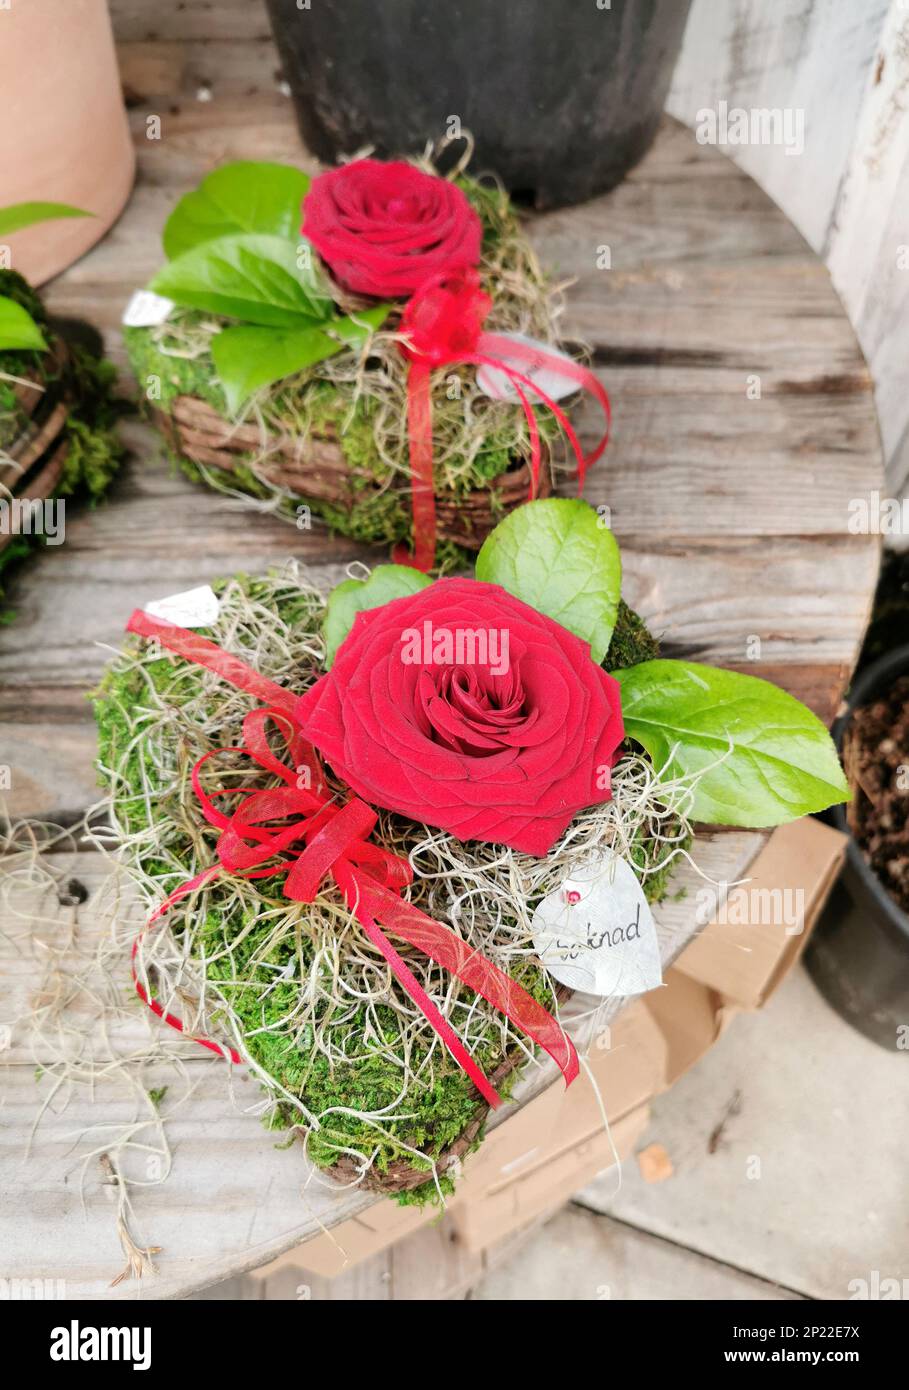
[614, 659, 850, 827]
[0, 201, 91, 237]
[163, 161, 311, 259]
[212, 304, 390, 414]
[323, 565, 433, 668]
[150, 233, 332, 327]
[0, 296, 46, 351]
[475, 497, 621, 661]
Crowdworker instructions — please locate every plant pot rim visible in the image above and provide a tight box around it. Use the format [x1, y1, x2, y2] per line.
[832, 642, 909, 943]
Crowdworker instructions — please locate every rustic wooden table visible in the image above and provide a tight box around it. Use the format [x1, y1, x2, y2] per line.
[0, 75, 883, 1299]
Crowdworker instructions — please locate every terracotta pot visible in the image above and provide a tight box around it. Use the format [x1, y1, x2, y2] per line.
[1, 0, 135, 285]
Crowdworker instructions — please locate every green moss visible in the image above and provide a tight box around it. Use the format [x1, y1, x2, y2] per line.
[94, 573, 679, 1191]
[0, 271, 48, 449]
[58, 348, 125, 500]
[0, 268, 47, 326]
[129, 319, 552, 549]
[605, 599, 661, 671]
[124, 320, 228, 416]
[396, 1173, 458, 1207]
[0, 277, 125, 609]
[125, 175, 559, 554]
[93, 576, 560, 1181]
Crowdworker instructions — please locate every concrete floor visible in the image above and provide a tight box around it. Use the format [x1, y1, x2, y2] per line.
[474, 964, 908, 1300]
[197, 962, 907, 1300]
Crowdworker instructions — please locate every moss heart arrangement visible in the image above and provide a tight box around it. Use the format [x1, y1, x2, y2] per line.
[125, 155, 607, 570]
[94, 499, 848, 1199]
[0, 203, 124, 609]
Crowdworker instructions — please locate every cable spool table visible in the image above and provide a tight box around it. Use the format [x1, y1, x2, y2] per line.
[0, 96, 882, 1298]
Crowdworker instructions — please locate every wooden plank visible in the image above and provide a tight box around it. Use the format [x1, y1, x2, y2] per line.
[1, 20, 885, 1299]
[667, 0, 891, 256]
[1, 833, 766, 1069]
[0, 501, 875, 818]
[192, 1195, 800, 1301]
[668, 0, 909, 496]
[617, 533, 880, 683]
[257, 1256, 395, 1302]
[203, 1208, 551, 1300]
[0, 826, 767, 1299]
[110, 0, 274, 45]
[105, 5, 905, 502]
[0, 415, 878, 817]
[0, 458, 878, 695]
[117, 36, 285, 101]
[382, 1219, 484, 1300]
[826, 3, 909, 483]
[0, 1061, 379, 1300]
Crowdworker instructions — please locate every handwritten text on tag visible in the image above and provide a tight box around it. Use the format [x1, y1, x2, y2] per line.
[532, 854, 662, 998]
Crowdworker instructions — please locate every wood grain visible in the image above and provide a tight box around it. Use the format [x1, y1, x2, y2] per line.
[668, 0, 909, 494]
[0, 829, 762, 1299]
[1, 108, 883, 814]
[0, 4, 884, 1298]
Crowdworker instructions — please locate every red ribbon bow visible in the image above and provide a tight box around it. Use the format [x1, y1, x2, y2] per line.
[393, 267, 611, 571]
[127, 608, 579, 1108]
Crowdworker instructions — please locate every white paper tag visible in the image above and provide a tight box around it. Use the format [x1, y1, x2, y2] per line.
[122, 289, 175, 328]
[476, 331, 579, 403]
[143, 585, 220, 629]
[532, 854, 662, 998]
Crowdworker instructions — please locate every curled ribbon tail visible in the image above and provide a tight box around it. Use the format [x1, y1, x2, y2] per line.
[477, 331, 612, 494]
[353, 872, 580, 1089]
[124, 611, 580, 1109]
[392, 270, 611, 572]
[333, 861, 501, 1108]
[132, 865, 244, 1065]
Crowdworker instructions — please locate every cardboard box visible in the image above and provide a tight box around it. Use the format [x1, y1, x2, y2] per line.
[449, 1105, 650, 1253]
[445, 1000, 666, 1250]
[449, 1064, 566, 1187]
[460, 993, 667, 1196]
[642, 969, 727, 1086]
[266, 1200, 435, 1281]
[674, 817, 846, 1009]
[258, 817, 847, 1279]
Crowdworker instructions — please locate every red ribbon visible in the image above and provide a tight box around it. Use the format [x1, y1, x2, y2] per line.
[126, 608, 579, 1107]
[392, 268, 612, 572]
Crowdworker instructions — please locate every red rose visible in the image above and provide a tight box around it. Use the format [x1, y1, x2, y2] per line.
[295, 579, 624, 856]
[301, 158, 483, 299]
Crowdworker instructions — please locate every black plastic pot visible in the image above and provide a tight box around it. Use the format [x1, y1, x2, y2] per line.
[805, 645, 909, 1050]
[265, 0, 693, 207]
